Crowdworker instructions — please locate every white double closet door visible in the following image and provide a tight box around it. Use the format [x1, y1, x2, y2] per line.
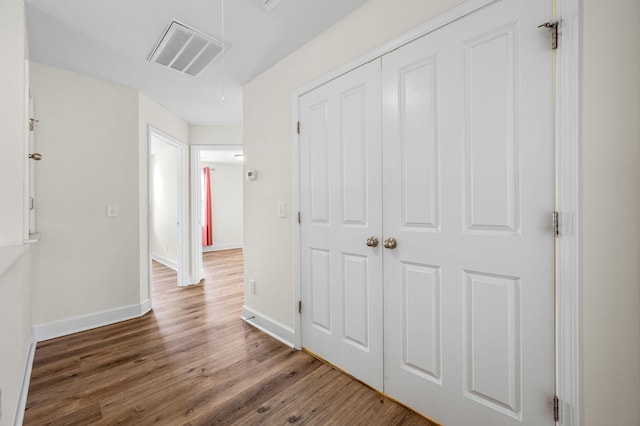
[299, 1, 554, 425]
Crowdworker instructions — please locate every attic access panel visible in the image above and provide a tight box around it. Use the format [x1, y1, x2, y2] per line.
[148, 20, 227, 77]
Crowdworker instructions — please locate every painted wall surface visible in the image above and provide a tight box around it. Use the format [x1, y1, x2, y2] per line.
[0, 0, 27, 245]
[190, 125, 243, 146]
[150, 143, 178, 266]
[0, 249, 31, 426]
[581, 0, 640, 424]
[29, 62, 140, 324]
[0, 2, 33, 423]
[243, 0, 464, 327]
[138, 92, 189, 299]
[202, 162, 243, 249]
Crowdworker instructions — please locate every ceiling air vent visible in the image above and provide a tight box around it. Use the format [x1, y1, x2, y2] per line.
[148, 20, 227, 77]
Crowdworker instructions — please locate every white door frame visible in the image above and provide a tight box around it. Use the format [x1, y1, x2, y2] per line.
[291, 0, 581, 424]
[147, 126, 189, 298]
[190, 145, 243, 283]
[553, 0, 580, 424]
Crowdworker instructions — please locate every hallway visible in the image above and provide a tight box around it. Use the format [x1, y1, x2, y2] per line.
[23, 249, 432, 425]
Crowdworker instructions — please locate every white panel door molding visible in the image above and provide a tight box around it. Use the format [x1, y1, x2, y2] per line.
[382, 0, 554, 425]
[299, 59, 383, 390]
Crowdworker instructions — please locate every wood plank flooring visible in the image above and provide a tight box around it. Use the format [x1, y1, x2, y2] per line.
[24, 249, 434, 425]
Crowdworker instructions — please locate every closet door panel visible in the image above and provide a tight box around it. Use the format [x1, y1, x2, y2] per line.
[300, 59, 383, 391]
[382, 1, 555, 425]
[399, 55, 440, 230]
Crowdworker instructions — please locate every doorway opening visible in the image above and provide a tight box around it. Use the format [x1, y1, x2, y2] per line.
[148, 126, 188, 304]
[190, 145, 244, 281]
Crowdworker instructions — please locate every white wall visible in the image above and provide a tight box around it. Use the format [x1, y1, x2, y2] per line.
[150, 143, 179, 267]
[190, 125, 242, 146]
[0, 248, 31, 426]
[202, 162, 243, 250]
[138, 92, 189, 298]
[581, 0, 640, 424]
[29, 62, 140, 324]
[0, 2, 33, 424]
[0, 0, 27, 245]
[243, 0, 640, 424]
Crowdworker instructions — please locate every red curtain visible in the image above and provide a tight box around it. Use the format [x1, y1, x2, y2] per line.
[202, 167, 213, 246]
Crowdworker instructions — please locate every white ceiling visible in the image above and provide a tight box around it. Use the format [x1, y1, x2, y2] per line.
[25, 0, 370, 125]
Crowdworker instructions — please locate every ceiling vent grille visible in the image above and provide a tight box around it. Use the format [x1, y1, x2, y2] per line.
[251, 0, 285, 13]
[148, 20, 227, 77]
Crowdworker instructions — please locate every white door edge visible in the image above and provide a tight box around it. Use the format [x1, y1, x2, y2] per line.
[147, 125, 189, 294]
[292, 0, 581, 424]
[292, 104, 303, 349]
[554, 0, 581, 424]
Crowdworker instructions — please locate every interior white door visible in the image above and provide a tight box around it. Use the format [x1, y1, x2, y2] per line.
[28, 95, 36, 234]
[299, 59, 383, 390]
[382, 1, 554, 425]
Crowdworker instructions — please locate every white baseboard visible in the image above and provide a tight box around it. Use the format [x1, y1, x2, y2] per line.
[140, 299, 151, 316]
[33, 303, 148, 342]
[241, 306, 295, 348]
[202, 242, 243, 253]
[13, 330, 36, 426]
[151, 253, 178, 271]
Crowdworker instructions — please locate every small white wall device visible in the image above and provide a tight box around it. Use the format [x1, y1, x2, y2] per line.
[246, 170, 257, 180]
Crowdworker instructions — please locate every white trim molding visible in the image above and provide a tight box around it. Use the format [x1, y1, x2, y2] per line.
[555, 0, 581, 424]
[202, 242, 244, 253]
[13, 330, 36, 426]
[140, 299, 151, 317]
[292, 101, 302, 349]
[241, 306, 295, 348]
[33, 303, 150, 342]
[151, 253, 178, 271]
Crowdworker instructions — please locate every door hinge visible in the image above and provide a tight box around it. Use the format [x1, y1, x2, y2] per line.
[553, 211, 561, 236]
[553, 395, 560, 422]
[29, 197, 35, 210]
[538, 21, 559, 50]
[298, 300, 302, 314]
[297, 121, 300, 134]
[297, 211, 301, 224]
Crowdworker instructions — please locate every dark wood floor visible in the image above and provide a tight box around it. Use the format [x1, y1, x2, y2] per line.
[24, 249, 434, 425]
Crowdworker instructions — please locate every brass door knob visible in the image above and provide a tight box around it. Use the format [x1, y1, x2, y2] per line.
[383, 237, 398, 249]
[366, 236, 379, 247]
[29, 153, 43, 161]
